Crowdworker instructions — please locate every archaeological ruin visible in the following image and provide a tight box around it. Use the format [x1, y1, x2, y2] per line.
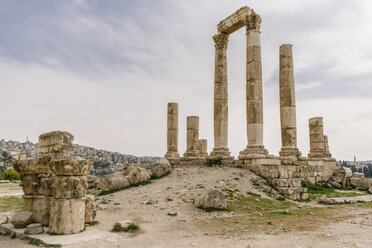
[164, 6, 343, 200]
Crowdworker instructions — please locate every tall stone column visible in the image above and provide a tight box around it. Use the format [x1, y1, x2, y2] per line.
[183, 116, 199, 158]
[210, 33, 232, 159]
[308, 117, 326, 158]
[198, 139, 208, 157]
[164, 102, 180, 163]
[239, 11, 268, 159]
[279, 44, 301, 158]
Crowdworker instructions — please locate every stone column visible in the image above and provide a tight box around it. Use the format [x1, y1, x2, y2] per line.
[308, 117, 326, 158]
[41, 131, 93, 234]
[183, 116, 199, 158]
[13, 158, 52, 225]
[323, 135, 332, 158]
[279, 44, 301, 158]
[239, 11, 268, 159]
[198, 139, 208, 157]
[210, 33, 232, 159]
[164, 102, 180, 162]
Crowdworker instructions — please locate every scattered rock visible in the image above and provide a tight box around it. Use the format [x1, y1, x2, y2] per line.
[11, 211, 33, 228]
[194, 190, 227, 210]
[24, 223, 44, 235]
[128, 166, 151, 185]
[150, 158, 171, 178]
[98, 173, 130, 192]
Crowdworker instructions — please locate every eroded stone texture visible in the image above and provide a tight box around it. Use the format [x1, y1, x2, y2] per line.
[98, 173, 130, 192]
[85, 195, 96, 223]
[48, 155, 93, 176]
[150, 158, 171, 178]
[210, 33, 232, 159]
[128, 166, 151, 185]
[22, 195, 51, 223]
[39, 131, 74, 156]
[198, 139, 208, 157]
[183, 116, 200, 158]
[279, 44, 301, 158]
[239, 10, 268, 159]
[50, 175, 88, 199]
[165, 102, 180, 163]
[194, 190, 227, 210]
[11, 211, 33, 228]
[217, 6, 251, 34]
[24, 223, 44, 234]
[308, 117, 326, 158]
[48, 198, 85, 234]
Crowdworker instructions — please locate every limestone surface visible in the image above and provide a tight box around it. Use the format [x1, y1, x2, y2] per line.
[194, 190, 227, 210]
[39, 131, 74, 156]
[10, 211, 33, 228]
[98, 173, 130, 192]
[24, 223, 44, 235]
[128, 166, 151, 185]
[150, 158, 171, 178]
[50, 175, 88, 199]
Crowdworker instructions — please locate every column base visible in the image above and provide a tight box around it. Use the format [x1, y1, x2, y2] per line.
[183, 150, 199, 157]
[164, 151, 180, 159]
[238, 145, 268, 160]
[23, 195, 51, 224]
[279, 148, 302, 160]
[210, 147, 231, 157]
[179, 156, 206, 166]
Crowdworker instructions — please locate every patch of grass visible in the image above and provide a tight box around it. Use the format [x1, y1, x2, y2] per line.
[48, 232, 63, 236]
[150, 171, 171, 180]
[87, 220, 99, 226]
[0, 196, 23, 212]
[98, 180, 152, 196]
[276, 196, 286, 201]
[112, 223, 140, 233]
[29, 238, 62, 247]
[247, 191, 261, 198]
[204, 207, 231, 213]
[251, 179, 261, 187]
[228, 195, 294, 213]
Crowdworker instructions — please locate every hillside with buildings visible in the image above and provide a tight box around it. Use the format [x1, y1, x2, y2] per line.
[0, 139, 160, 176]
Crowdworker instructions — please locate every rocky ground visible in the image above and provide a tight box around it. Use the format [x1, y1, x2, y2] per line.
[1, 166, 372, 248]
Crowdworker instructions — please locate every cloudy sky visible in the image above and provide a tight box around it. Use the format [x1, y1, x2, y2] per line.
[0, 0, 371, 160]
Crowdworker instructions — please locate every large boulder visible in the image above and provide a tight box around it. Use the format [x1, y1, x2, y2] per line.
[128, 166, 151, 185]
[98, 173, 130, 192]
[194, 190, 227, 210]
[150, 158, 171, 178]
[11, 211, 33, 228]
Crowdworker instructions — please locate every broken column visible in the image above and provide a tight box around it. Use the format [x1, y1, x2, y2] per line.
[198, 139, 208, 157]
[40, 131, 93, 234]
[308, 117, 326, 158]
[239, 11, 268, 159]
[183, 116, 199, 158]
[164, 102, 180, 164]
[210, 33, 233, 160]
[279, 44, 301, 158]
[13, 157, 52, 224]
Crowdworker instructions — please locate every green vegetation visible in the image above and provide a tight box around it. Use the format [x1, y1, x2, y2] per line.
[87, 221, 99, 226]
[301, 180, 369, 200]
[204, 207, 231, 213]
[29, 238, 62, 247]
[0, 196, 23, 212]
[229, 195, 294, 213]
[0, 169, 20, 181]
[112, 223, 139, 233]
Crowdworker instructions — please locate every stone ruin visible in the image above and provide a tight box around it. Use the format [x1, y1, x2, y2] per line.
[163, 6, 351, 200]
[13, 131, 95, 234]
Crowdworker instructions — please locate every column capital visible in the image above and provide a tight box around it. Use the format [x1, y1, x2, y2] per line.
[246, 11, 261, 31]
[213, 33, 229, 49]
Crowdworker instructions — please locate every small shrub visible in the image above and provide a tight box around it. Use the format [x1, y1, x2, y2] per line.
[167, 212, 178, 216]
[0, 169, 20, 181]
[276, 196, 286, 201]
[112, 223, 121, 232]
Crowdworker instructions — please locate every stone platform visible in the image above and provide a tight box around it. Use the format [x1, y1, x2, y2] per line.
[0, 223, 119, 246]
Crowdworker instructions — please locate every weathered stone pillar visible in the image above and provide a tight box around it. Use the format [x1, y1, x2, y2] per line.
[239, 11, 268, 159]
[308, 117, 326, 158]
[198, 139, 208, 157]
[183, 116, 199, 158]
[279, 44, 301, 158]
[210, 33, 232, 159]
[324, 135, 332, 158]
[164, 102, 180, 163]
[41, 131, 93, 234]
[13, 158, 52, 224]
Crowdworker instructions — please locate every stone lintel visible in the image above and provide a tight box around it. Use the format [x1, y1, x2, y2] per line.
[217, 6, 252, 34]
